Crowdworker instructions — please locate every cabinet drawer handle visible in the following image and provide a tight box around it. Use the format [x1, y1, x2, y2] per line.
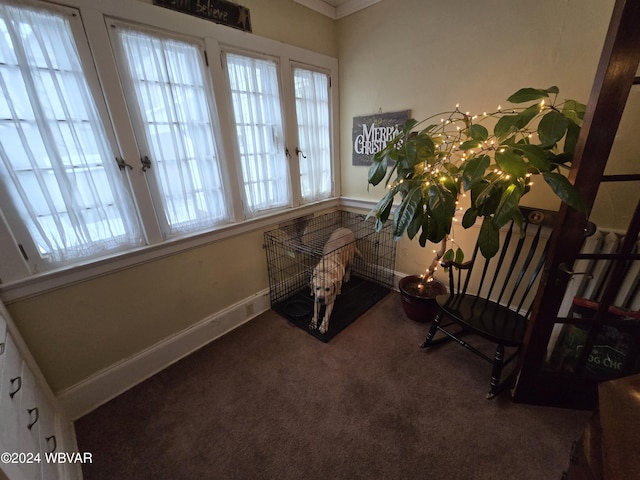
[0, 342, 5, 355]
[27, 407, 39, 429]
[46, 435, 57, 453]
[9, 377, 21, 398]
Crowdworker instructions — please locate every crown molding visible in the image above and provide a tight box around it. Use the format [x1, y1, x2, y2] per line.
[293, 0, 381, 19]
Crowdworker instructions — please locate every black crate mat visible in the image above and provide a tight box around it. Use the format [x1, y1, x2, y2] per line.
[272, 276, 390, 342]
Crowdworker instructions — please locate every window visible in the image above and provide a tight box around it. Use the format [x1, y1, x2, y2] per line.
[293, 66, 332, 202]
[0, 2, 142, 270]
[110, 25, 228, 237]
[225, 52, 291, 216]
[0, 0, 338, 288]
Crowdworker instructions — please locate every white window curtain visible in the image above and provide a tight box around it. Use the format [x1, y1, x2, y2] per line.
[226, 53, 290, 216]
[111, 26, 227, 236]
[0, 2, 142, 268]
[293, 67, 332, 202]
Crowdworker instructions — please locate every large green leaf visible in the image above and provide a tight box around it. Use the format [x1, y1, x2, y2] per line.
[507, 87, 549, 103]
[441, 248, 464, 268]
[462, 207, 478, 228]
[442, 248, 455, 263]
[538, 110, 569, 146]
[428, 184, 456, 224]
[479, 216, 500, 258]
[440, 174, 459, 197]
[469, 124, 489, 141]
[418, 215, 431, 247]
[406, 201, 424, 240]
[494, 114, 519, 140]
[370, 188, 395, 231]
[419, 123, 439, 134]
[548, 151, 574, 167]
[423, 184, 455, 244]
[459, 139, 483, 151]
[496, 150, 527, 179]
[472, 180, 501, 216]
[414, 133, 435, 155]
[427, 215, 451, 244]
[542, 172, 586, 212]
[493, 184, 523, 229]
[368, 156, 387, 186]
[493, 105, 539, 141]
[442, 162, 460, 175]
[512, 207, 525, 236]
[417, 214, 449, 246]
[393, 186, 423, 239]
[515, 144, 550, 172]
[564, 121, 581, 155]
[562, 99, 586, 124]
[398, 118, 419, 135]
[515, 103, 542, 130]
[462, 154, 490, 190]
[401, 137, 417, 169]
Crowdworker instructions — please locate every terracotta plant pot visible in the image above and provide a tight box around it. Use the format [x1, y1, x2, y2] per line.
[399, 275, 447, 323]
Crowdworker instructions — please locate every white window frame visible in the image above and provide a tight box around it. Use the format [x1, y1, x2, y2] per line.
[290, 62, 334, 204]
[0, 0, 144, 276]
[0, 0, 339, 300]
[107, 20, 232, 238]
[221, 48, 292, 218]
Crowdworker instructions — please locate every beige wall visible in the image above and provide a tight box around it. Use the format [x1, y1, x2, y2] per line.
[337, 0, 616, 276]
[6, 0, 620, 394]
[135, 0, 338, 57]
[593, 89, 640, 231]
[9, 230, 270, 392]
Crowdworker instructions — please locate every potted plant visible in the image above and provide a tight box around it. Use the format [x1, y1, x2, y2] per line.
[398, 271, 447, 322]
[367, 86, 586, 319]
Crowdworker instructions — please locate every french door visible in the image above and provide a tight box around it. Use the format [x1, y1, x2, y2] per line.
[512, 0, 640, 409]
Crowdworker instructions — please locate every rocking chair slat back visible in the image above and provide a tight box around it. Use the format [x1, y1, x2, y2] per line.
[452, 208, 556, 319]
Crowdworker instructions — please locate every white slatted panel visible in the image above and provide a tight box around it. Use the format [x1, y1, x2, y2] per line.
[547, 231, 604, 361]
[580, 232, 620, 300]
[614, 240, 640, 308]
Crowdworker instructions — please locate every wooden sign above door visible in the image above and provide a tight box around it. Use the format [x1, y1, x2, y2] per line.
[153, 0, 252, 33]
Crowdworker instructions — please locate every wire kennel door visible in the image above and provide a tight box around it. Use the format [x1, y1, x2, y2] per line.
[264, 210, 396, 342]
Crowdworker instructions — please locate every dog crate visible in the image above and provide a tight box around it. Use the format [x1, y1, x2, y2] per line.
[264, 210, 397, 342]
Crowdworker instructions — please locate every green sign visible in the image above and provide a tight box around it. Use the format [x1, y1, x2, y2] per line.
[580, 344, 626, 376]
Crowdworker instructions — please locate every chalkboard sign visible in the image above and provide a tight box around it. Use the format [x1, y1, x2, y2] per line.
[153, 0, 252, 33]
[352, 110, 410, 166]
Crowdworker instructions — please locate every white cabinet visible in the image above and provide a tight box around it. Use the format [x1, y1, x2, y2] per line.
[0, 307, 82, 480]
[16, 363, 41, 480]
[0, 312, 5, 377]
[0, 334, 24, 457]
[0, 332, 26, 480]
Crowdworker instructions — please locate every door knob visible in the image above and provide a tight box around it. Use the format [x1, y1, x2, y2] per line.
[558, 262, 593, 279]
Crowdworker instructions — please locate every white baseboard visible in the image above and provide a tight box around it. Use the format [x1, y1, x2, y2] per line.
[57, 289, 271, 420]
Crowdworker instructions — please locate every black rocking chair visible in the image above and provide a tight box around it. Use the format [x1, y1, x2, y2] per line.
[420, 207, 558, 398]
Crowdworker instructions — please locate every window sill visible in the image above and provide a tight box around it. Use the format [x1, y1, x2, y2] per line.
[0, 198, 344, 303]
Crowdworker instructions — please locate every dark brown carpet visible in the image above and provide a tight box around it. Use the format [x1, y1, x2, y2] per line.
[75, 292, 590, 479]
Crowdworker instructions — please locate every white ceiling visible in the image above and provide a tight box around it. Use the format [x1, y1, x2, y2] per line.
[293, 0, 381, 19]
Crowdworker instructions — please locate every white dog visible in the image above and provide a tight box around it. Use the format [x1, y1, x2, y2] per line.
[310, 228, 361, 334]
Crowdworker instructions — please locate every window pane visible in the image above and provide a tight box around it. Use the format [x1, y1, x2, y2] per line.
[112, 27, 227, 236]
[0, 3, 142, 267]
[293, 67, 332, 202]
[226, 53, 290, 215]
